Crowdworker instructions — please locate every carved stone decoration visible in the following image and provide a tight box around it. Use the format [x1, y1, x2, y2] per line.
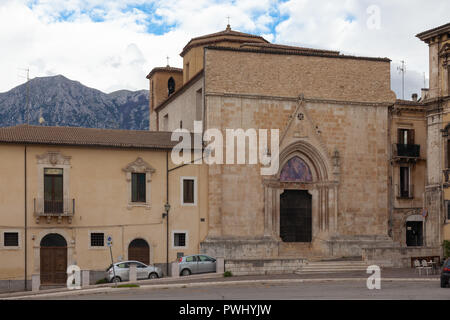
[440, 43, 450, 67]
[123, 157, 155, 209]
[36, 151, 71, 166]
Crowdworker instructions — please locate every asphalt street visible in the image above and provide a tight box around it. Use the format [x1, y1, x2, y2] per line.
[35, 280, 449, 300]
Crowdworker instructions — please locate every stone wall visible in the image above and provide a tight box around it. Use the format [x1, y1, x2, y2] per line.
[204, 48, 396, 103]
[225, 258, 305, 276]
[363, 246, 441, 267]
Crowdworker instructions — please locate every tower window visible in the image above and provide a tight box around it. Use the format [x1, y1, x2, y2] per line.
[168, 77, 175, 96]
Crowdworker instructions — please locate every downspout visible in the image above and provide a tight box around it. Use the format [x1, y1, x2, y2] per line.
[166, 150, 169, 276]
[24, 145, 28, 290]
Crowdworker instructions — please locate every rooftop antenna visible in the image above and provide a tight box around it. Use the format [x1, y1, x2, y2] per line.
[166, 56, 170, 67]
[397, 60, 406, 100]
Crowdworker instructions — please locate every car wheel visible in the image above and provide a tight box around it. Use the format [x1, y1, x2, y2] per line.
[111, 276, 121, 283]
[181, 269, 191, 276]
[148, 272, 158, 279]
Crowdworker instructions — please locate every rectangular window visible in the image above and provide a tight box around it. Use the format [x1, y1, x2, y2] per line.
[447, 140, 450, 169]
[447, 202, 450, 221]
[90, 233, 104, 247]
[174, 233, 186, 247]
[183, 179, 195, 204]
[163, 114, 169, 131]
[399, 167, 410, 198]
[196, 89, 202, 121]
[4, 232, 19, 247]
[398, 129, 414, 145]
[131, 173, 146, 203]
[44, 168, 63, 213]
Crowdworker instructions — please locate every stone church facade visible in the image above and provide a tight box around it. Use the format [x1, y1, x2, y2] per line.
[150, 23, 441, 264]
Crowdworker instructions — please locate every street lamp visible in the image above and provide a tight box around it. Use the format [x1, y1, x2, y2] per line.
[163, 202, 171, 276]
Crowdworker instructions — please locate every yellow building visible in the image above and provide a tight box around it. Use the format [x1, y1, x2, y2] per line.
[0, 125, 207, 289]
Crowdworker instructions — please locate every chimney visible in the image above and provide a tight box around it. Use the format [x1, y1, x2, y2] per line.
[421, 88, 429, 101]
[412, 93, 418, 101]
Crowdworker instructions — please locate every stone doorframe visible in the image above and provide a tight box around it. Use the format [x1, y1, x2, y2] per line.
[262, 140, 339, 240]
[33, 229, 75, 274]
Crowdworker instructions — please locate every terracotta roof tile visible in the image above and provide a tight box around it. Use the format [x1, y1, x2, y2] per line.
[0, 125, 186, 150]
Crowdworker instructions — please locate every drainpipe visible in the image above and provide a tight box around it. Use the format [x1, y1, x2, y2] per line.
[24, 145, 28, 290]
[165, 151, 169, 276]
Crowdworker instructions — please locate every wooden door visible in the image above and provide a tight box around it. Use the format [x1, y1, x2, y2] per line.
[40, 247, 67, 285]
[128, 239, 150, 265]
[280, 190, 312, 243]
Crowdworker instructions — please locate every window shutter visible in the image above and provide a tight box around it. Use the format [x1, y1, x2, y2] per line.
[408, 129, 415, 145]
[397, 129, 403, 144]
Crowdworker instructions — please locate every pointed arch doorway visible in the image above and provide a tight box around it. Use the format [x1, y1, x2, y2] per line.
[40, 233, 67, 285]
[280, 190, 312, 242]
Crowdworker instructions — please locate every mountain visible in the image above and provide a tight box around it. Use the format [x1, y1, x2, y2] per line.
[0, 75, 149, 130]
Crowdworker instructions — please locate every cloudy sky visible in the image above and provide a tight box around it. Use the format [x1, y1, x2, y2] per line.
[1, 0, 449, 100]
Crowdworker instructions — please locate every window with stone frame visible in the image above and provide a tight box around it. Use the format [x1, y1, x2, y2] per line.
[123, 158, 155, 209]
[90, 233, 104, 247]
[131, 173, 146, 203]
[174, 232, 186, 247]
[4, 232, 19, 247]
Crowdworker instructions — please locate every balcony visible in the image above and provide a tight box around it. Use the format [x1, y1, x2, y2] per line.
[393, 144, 420, 159]
[34, 198, 75, 224]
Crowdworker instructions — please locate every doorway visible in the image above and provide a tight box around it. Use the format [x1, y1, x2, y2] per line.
[40, 233, 67, 285]
[406, 221, 423, 247]
[280, 190, 312, 243]
[128, 239, 150, 265]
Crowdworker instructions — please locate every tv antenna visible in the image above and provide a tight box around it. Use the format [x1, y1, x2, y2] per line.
[397, 60, 406, 100]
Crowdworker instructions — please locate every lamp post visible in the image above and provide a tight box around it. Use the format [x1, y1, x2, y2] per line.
[163, 202, 171, 276]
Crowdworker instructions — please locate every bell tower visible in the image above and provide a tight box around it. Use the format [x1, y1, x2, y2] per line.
[146, 66, 183, 131]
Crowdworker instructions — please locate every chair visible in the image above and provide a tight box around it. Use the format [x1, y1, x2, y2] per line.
[414, 259, 423, 275]
[421, 260, 432, 275]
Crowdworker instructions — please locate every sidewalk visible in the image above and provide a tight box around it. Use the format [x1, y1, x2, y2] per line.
[0, 268, 440, 300]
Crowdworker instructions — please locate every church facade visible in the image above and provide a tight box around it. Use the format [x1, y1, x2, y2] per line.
[149, 23, 450, 264]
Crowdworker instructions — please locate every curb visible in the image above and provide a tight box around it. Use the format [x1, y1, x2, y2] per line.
[2, 277, 440, 300]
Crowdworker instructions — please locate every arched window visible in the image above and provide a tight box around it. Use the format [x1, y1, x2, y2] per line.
[168, 77, 175, 96]
[280, 156, 313, 182]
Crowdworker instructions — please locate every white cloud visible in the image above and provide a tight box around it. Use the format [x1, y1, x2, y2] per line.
[0, 0, 448, 99]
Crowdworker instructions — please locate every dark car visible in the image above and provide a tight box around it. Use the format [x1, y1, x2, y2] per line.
[441, 258, 450, 288]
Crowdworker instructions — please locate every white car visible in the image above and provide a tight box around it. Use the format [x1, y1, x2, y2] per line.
[106, 260, 162, 282]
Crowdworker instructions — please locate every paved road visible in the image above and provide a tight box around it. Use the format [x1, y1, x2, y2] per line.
[38, 280, 449, 300]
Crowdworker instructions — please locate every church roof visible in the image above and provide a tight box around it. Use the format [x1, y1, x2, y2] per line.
[146, 66, 183, 79]
[180, 25, 269, 57]
[239, 42, 340, 56]
[0, 125, 183, 150]
[416, 22, 450, 42]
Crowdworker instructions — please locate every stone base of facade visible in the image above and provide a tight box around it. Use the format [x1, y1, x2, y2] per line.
[225, 258, 306, 276]
[0, 280, 32, 293]
[200, 234, 397, 260]
[200, 237, 280, 259]
[326, 234, 398, 257]
[363, 246, 442, 268]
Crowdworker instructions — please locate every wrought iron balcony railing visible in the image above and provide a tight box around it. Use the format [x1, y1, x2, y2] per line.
[393, 144, 420, 158]
[33, 198, 75, 223]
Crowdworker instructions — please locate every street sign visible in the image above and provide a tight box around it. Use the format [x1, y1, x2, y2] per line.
[107, 235, 113, 247]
